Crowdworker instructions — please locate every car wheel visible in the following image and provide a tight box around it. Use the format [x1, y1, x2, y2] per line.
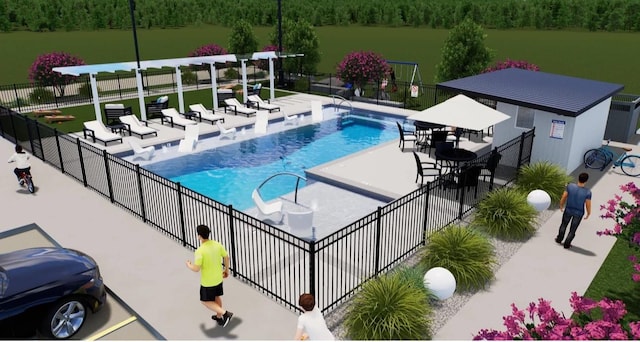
[40, 297, 87, 339]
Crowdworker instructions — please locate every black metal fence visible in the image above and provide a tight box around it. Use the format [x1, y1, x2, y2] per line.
[0, 106, 534, 314]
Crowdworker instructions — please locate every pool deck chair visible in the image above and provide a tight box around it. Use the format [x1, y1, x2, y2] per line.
[188, 103, 226, 124]
[252, 189, 283, 223]
[216, 121, 236, 139]
[254, 110, 269, 135]
[311, 101, 323, 123]
[284, 111, 300, 125]
[129, 140, 155, 161]
[247, 95, 280, 113]
[160, 108, 197, 129]
[119, 115, 158, 139]
[224, 98, 257, 117]
[178, 124, 199, 153]
[82, 120, 123, 146]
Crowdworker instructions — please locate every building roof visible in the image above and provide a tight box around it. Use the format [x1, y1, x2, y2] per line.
[437, 68, 624, 117]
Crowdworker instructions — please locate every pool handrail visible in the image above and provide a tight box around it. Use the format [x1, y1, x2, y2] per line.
[331, 94, 353, 114]
[256, 172, 307, 204]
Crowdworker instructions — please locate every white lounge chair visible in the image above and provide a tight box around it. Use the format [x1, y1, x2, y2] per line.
[247, 95, 280, 113]
[216, 121, 236, 139]
[252, 189, 283, 223]
[283, 111, 300, 125]
[287, 208, 314, 236]
[311, 101, 323, 123]
[188, 103, 226, 124]
[129, 140, 155, 161]
[82, 120, 123, 146]
[254, 110, 269, 135]
[160, 108, 197, 129]
[119, 115, 158, 139]
[224, 98, 257, 117]
[178, 124, 199, 153]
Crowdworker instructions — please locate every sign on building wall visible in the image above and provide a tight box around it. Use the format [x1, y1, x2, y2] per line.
[550, 119, 565, 139]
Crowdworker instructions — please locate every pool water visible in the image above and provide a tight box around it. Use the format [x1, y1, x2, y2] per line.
[144, 111, 399, 210]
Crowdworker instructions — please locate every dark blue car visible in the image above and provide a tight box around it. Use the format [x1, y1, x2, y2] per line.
[0, 247, 106, 339]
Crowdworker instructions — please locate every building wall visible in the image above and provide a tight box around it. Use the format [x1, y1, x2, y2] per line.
[491, 99, 611, 173]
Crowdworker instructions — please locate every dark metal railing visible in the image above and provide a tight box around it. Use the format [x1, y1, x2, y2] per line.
[0, 105, 534, 315]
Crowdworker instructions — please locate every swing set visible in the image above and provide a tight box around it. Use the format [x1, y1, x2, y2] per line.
[385, 60, 423, 97]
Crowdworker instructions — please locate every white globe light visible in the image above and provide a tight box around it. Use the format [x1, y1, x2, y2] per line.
[527, 189, 551, 212]
[423, 267, 456, 300]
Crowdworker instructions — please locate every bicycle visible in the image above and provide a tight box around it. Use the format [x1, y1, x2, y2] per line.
[583, 140, 640, 176]
[18, 170, 35, 193]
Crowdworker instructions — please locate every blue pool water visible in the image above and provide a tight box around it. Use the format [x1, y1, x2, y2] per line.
[144, 110, 399, 210]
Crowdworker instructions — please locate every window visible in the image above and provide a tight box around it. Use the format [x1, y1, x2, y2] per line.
[516, 107, 535, 129]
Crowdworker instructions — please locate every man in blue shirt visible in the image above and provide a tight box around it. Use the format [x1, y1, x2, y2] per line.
[556, 172, 592, 249]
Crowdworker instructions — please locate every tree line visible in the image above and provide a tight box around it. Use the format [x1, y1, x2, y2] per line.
[1, 0, 640, 33]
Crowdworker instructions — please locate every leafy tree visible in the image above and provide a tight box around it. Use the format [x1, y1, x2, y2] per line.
[28, 52, 85, 98]
[228, 19, 258, 55]
[270, 18, 321, 75]
[434, 18, 493, 82]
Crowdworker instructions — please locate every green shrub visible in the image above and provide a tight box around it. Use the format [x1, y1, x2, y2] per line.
[516, 161, 572, 205]
[181, 69, 198, 85]
[344, 271, 432, 340]
[294, 78, 310, 92]
[393, 265, 432, 299]
[421, 225, 496, 291]
[77, 82, 100, 98]
[472, 187, 538, 240]
[29, 87, 55, 104]
[253, 70, 266, 79]
[223, 67, 239, 80]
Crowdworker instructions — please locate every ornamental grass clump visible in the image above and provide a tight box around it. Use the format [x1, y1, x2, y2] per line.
[421, 225, 496, 291]
[516, 161, 572, 205]
[472, 187, 538, 240]
[344, 271, 432, 340]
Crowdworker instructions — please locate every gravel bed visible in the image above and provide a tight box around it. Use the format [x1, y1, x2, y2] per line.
[324, 208, 556, 340]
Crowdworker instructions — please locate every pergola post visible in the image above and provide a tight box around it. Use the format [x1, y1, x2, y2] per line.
[135, 68, 147, 120]
[175, 66, 185, 113]
[241, 60, 248, 104]
[269, 58, 275, 100]
[210, 63, 218, 110]
[90, 73, 102, 123]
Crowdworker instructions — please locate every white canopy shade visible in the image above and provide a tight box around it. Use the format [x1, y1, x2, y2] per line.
[408, 94, 510, 131]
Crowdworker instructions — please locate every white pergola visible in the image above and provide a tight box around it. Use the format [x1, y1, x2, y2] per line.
[53, 51, 299, 123]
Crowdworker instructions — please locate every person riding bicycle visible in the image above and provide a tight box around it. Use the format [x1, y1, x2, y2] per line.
[8, 145, 31, 185]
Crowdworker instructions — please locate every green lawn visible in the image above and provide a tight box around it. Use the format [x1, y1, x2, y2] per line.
[2, 26, 640, 93]
[582, 238, 640, 322]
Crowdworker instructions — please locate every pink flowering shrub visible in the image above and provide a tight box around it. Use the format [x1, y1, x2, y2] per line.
[474, 292, 640, 340]
[254, 45, 279, 70]
[336, 51, 389, 88]
[29, 52, 85, 97]
[483, 58, 540, 73]
[598, 182, 640, 281]
[188, 44, 229, 76]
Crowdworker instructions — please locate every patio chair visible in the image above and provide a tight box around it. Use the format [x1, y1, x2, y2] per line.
[247, 95, 280, 112]
[82, 120, 123, 146]
[427, 130, 451, 156]
[224, 98, 257, 117]
[216, 121, 236, 139]
[455, 164, 483, 199]
[413, 152, 442, 186]
[146, 95, 169, 118]
[480, 148, 502, 189]
[178, 124, 199, 153]
[103, 103, 132, 125]
[252, 189, 283, 223]
[119, 115, 158, 139]
[254, 110, 269, 135]
[160, 108, 197, 129]
[397, 122, 418, 151]
[434, 141, 455, 173]
[311, 101, 323, 122]
[129, 140, 155, 161]
[188, 103, 225, 124]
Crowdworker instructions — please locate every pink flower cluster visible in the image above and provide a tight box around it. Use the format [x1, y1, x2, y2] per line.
[255, 45, 279, 70]
[28, 51, 84, 96]
[598, 181, 640, 281]
[474, 292, 640, 340]
[483, 58, 540, 73]
[336, 51, 389, 88]
[188, 44, 228, 57]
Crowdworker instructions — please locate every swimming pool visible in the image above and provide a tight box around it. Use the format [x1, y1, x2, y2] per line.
[143, 109, 400, 210]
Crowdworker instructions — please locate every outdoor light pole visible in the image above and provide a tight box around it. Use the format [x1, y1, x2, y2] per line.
[128, 0, 141, 69]
[277, 0, 284, 86]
